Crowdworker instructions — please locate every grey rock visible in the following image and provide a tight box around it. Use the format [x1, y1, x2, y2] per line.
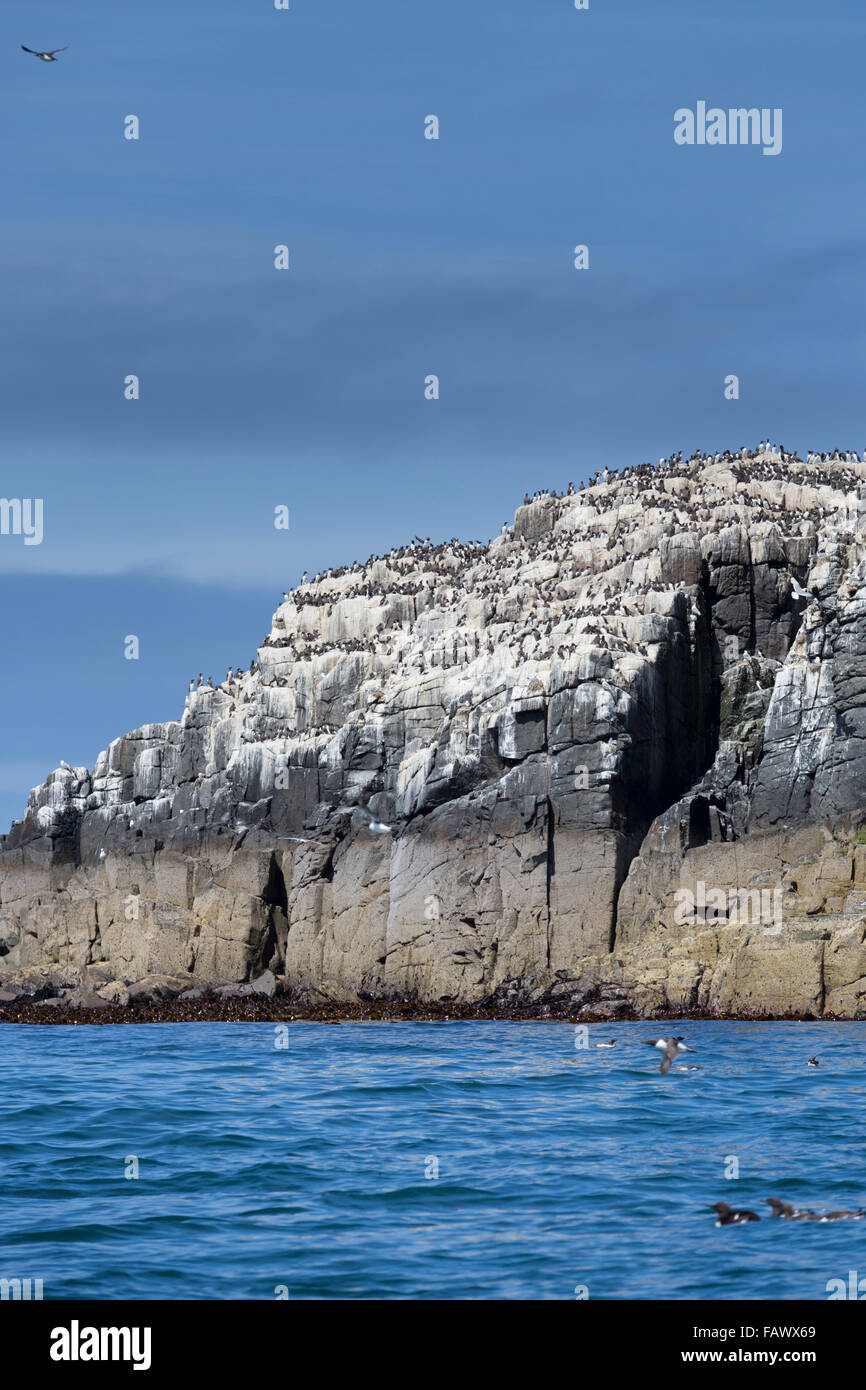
[64, 988, 111, 1009]
[4, 448, 866, 1015]
[98, 982, 130, 1005]
[250, 969, 277, 997]
[127, 975, 191, 1002]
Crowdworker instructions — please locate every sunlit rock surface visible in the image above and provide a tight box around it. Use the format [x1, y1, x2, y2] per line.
[5, 445, 866, 1015]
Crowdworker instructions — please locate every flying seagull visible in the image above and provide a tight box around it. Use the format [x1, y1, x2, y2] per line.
[645, 1036, 696, 1074]
[21, 45, 68, 61]
[790, 576, 814, 603]
[338, 804, 393, 834]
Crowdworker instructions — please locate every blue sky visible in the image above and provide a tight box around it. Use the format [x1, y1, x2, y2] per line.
[1, 0, 864, 828]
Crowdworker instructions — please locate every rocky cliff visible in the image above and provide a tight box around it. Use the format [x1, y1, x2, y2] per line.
[5, 445, 866, 1017]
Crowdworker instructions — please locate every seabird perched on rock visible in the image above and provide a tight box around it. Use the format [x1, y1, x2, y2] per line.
[645, 1036, 696, 1073]
[21, 44, 68, 61]
[711, 1202, 759, 1226]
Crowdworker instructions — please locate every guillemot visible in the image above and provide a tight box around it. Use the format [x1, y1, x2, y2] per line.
[766, 1198, 818, 1220]
[21, 44, 68, 61]
[711, 1202, 759, 1226]
[645, 1036, 696, 1074]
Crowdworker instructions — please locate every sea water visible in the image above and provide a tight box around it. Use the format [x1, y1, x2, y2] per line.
[2, 1020, 864, 1300]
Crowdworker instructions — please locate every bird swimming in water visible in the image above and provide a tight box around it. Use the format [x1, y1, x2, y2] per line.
[766, 1199, 818, 1221]
[21, 45, 68, 61]
[595, 1040, 616, 1048]
[645, 1036, 696, 1073]
[711, 1202, 759, 1226]
[807, 1057, 820, 1067]
[766, 1197, 863, 1221]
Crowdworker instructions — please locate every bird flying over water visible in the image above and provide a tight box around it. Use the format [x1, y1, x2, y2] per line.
[645, 1036, 696, 1074]
[21, 45, 68, 61]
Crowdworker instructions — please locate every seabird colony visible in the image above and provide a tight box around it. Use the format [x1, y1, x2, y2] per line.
[183, 443, 866, 744]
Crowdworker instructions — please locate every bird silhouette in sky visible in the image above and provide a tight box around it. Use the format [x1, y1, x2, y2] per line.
[21, 45, 68, 62]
